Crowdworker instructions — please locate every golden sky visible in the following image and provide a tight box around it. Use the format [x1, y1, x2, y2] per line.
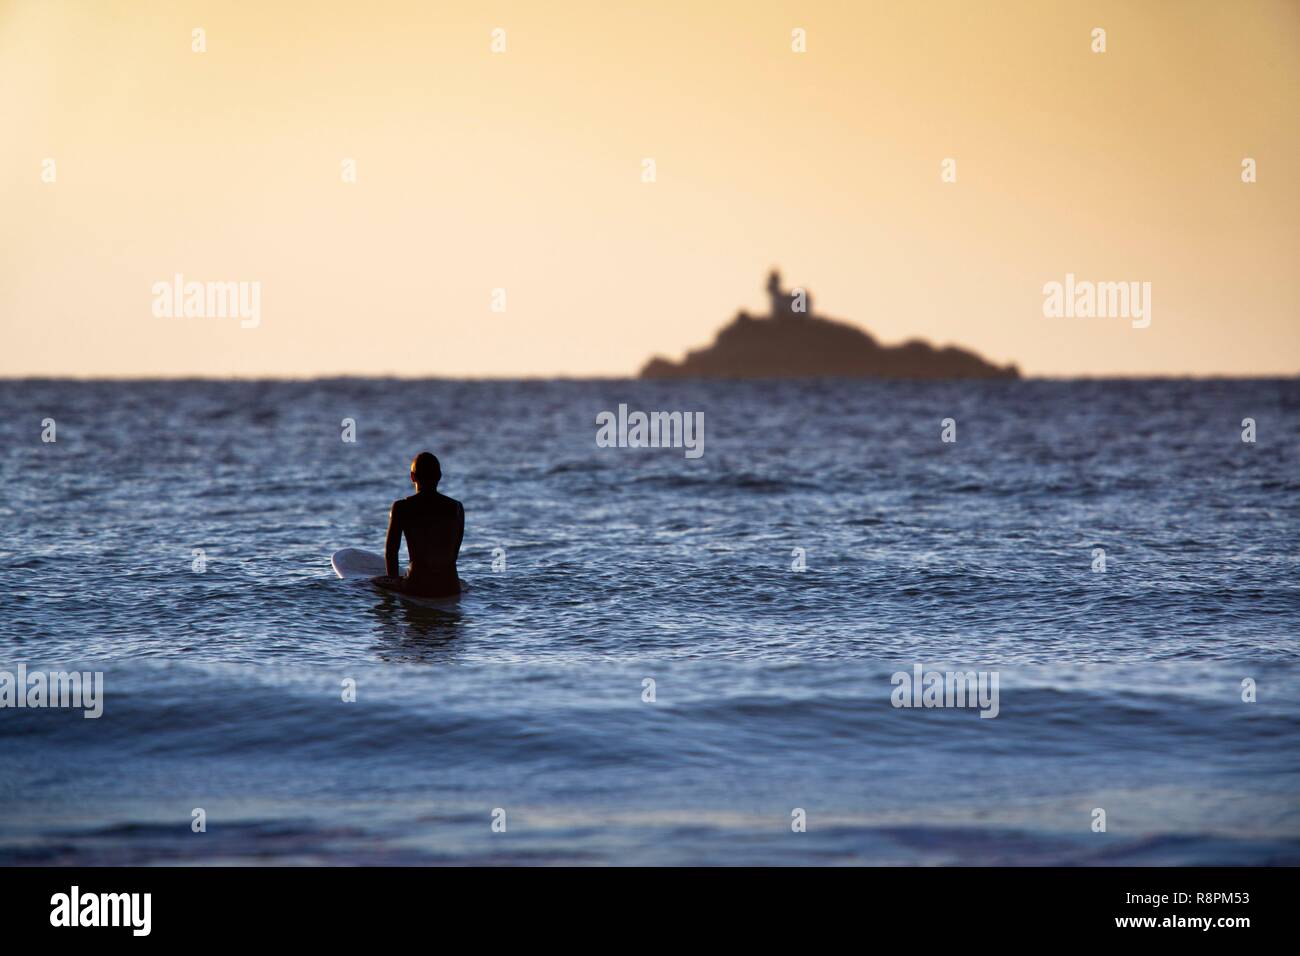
[2, 0, 1297, 377]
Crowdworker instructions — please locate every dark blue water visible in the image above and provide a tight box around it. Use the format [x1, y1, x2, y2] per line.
[2, 378, 1297, 864]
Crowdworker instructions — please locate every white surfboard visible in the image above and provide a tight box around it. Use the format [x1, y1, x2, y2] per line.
[331, 548, 470, 610]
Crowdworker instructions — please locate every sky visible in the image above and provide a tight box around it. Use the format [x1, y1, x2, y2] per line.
[1, 0, 1297, 378]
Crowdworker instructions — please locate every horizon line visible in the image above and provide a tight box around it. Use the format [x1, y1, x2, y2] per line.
[3, 372, 1297, 383]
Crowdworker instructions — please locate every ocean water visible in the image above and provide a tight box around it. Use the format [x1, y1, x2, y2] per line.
[1, 377, 1298, 865]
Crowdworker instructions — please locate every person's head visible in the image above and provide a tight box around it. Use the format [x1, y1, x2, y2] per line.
[410, 451, 441, 489]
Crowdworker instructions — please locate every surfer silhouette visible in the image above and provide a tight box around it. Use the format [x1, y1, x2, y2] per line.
[373, 452, 464, 597]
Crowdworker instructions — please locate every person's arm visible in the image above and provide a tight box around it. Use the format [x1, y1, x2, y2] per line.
[384, 502, 403, 578]
[453, 501, 464, 560]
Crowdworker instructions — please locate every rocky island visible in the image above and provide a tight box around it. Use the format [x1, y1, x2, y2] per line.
[639, 271, 1019, 380]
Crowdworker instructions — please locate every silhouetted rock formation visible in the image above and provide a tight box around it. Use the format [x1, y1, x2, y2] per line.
[639, 270, 1019, 380]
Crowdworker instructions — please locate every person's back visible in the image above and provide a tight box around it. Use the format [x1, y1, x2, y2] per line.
[379, 452, 464, 597]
